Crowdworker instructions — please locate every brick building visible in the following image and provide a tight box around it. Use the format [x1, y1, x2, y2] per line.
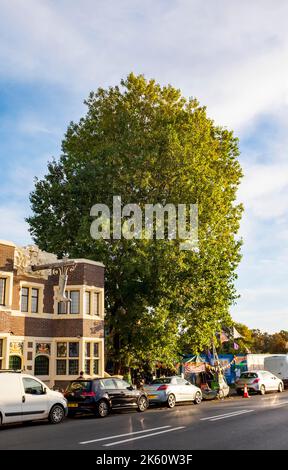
[0, 240, 105, 388]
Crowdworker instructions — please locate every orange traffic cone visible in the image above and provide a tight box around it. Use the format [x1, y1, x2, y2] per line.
[243, 383, 250, 398]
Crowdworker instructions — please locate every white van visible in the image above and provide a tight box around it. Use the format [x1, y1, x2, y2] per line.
[264, 355, 288, 388]
[0, 371, 67, 425]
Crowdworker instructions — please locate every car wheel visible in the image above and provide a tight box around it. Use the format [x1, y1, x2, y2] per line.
[260, 385, 266, 395]
[137, 395, 148, 412]
[278, 383, 284, 393]
[49, 404, 65, 424]
[96, 399, 110, 418]
[167, 393, 176, 408]
[194, 391, 202, 404]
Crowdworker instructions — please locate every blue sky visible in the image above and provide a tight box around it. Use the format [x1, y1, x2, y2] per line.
[0, 0, 288, 332]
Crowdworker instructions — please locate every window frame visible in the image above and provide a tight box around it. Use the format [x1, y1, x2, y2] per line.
[0, 278, 6, 306]
[31, 288, 39, 314]
[84, 341, 101, 376]
[21, 287, 29, 313]
[22, 377, 44, 395]
[57, 290, 80, 315]
[20, 283, 43, 314]
[34, 355, 49, 376]
[56, 341, 80, 376]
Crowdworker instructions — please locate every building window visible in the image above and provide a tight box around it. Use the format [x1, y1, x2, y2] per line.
[0, 339, 3, 369]
[34, 356, 49, 375]
[58, 290, 80, 315]
[85, 342, 90, 357]
[57, 342, 67, 357]
[92, 292, 99, 315]
[31, 288, 39, 313]
[21, 287, 29, 312]
[69, 359, 79, 375]
[58, 300, 67, 314]
[0, 278, 6, 306]
[56, 359, 66, 375]
[9, 355, 22, 370]
[85, 359, 90, 375]
[70, 291, 80, 314]
[93, 343, 99, 357]
[84, 290, 101, 316]
[21, 286, 40, 313]
[93, 360, 99, 375]
[69, 342, 79, 357]
[56, 341, 79, 375]
[85, 291, 90, 315]
[85, 341, 100, 376]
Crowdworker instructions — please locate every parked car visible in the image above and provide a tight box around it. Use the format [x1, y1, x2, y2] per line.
[65, 377, 149, 418]
[0, 371, 67, 426]
[235, 370, 284, 395]
[144, 376, 202, 408]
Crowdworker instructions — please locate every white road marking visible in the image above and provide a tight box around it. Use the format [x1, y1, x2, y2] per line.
[103, 426, 186, 447]
[272, 400, 288, 407]
[209, 410, 254, 421]
[200, 410, 254, 421]
[79, 426, 171, 444]
[200, 410, 252, 421]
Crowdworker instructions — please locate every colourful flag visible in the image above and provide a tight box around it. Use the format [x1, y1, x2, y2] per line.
[233, 327, 242, 339]
[220, 331, 229, 343]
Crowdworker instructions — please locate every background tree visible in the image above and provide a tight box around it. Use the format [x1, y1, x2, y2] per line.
[27, 73, 243, 373]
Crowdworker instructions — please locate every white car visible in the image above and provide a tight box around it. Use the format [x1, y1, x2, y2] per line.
[144, 376, 202, 408]
[235, 370, 284, 395]
[0, 371, 67, 425]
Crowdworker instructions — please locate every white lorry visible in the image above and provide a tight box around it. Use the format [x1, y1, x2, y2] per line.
[264, 355, 288, 388]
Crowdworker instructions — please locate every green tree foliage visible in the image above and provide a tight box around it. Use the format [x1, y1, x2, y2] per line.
[219, 324, 288, 354]
[252, 329, 288, 353]
[27, 74, 243, 372]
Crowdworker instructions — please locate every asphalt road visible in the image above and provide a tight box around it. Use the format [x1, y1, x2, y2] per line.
[1, 391, 288, 450]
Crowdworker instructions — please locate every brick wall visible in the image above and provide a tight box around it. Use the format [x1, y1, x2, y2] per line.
[0, 310, 25, 335]
[59, 263, 105, 288]
[83, 319, 104, 338]
[0, 243, 15, 271]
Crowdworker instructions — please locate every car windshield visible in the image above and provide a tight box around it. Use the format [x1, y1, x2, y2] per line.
[151, 378, 171, 384]
[66, 381, 92, 393]
[240, 372, 258, 379]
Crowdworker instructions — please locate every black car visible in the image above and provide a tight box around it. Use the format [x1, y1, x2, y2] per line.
[65, 377, 149, 418]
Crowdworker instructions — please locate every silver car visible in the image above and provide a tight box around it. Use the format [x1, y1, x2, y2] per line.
[235, 370, 284, 395]
[144, 376, 202, 408]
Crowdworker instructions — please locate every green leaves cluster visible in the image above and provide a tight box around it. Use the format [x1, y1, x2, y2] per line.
[28, 73, 243, 372]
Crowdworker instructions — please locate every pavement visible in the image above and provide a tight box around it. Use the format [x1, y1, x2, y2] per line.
[1, 391, 288, 450]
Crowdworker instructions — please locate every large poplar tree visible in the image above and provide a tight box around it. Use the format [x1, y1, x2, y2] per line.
[28, 74, 243, 373]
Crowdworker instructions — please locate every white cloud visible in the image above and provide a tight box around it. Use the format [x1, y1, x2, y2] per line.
[1, 0, 288, 130]
[239, 163, 288, 219]
[0, 204, 31, 245]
